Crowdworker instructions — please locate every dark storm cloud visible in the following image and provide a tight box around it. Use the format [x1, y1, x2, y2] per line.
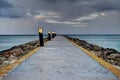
[1, 0, 120, 19]
[0, 0, 13, 8]
[42, 0, 120, 11]
[43, 0, 79, 3]
[34, 0, 120, 21]
[93, 0, 120, 11]
[0, 10, 21, 18]
[0, 0, 120, 35]
[30, 0, 95, 20]
[0, 0, 18, 18]
[32, 0, 120, 18]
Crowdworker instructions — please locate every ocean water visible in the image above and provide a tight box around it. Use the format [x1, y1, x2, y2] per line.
[0, 35, 46, 51]
[69, 35, 120, 52]
[1, 35, 120, 52]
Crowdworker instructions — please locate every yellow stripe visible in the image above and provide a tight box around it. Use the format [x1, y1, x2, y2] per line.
[67, 38, 120, 78]
[0, 40, 49, 77]
[0, 47, 40, 77]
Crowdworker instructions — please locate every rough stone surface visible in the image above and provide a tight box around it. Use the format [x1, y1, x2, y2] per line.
[2, 36, 118, 80]
[65, 36, 120, 67]
[0, 38, 48, 69]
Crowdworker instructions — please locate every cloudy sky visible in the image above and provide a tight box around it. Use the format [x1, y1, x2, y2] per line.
[0, 0, 120, 35]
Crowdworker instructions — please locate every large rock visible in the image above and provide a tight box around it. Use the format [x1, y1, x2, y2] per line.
[0, 38, 48, 69]
[65, 36, 120, 67]
[109, 54, 120, 59]
[2, 48, 24, 58]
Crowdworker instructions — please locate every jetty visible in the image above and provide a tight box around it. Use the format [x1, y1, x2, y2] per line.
[1, 36, 119, 80]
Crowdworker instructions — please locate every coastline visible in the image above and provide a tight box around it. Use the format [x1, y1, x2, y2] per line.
[0, 47, 40, 78]
[65, 36, 120, 78]
[0, 38, 48, 70]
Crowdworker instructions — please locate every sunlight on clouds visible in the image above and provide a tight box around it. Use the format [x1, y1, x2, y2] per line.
[35, 15, 44, 19]
[35, 11, 60, 18]
[44, 19, 58, 24]
[45, 12, 60, 17]
[75, 13, 100, 21]
[73, 25, 87, 27]
[26, 12, 32, 16]
[33, 12, 107, 28]
[32, 11, 61, 23]
[100, 13, 106, 16]
[44, 19, 87, 27]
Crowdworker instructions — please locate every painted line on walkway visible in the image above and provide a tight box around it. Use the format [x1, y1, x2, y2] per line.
[0, 41, 48, 80]
[0, 41, 49, 78]
[66, 37, 120, 78]
[0, 47, 40, 77]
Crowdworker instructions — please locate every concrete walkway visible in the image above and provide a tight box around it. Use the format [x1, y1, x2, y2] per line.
[2, 36, 119, 80]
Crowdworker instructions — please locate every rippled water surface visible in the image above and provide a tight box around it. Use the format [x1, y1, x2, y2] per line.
[0, 35, 46, 51]
[69, 35, 120, 52]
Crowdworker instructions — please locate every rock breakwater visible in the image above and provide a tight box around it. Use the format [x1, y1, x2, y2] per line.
[65, 36, 120, 67]
[0, 38, 48, 69]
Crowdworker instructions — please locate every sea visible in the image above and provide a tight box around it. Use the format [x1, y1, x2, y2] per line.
[0, 35, 120, 52]
[0, 35, 46, 51]
[69, 35, 120, 52]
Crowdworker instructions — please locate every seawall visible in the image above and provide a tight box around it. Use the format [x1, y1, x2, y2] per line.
[0, 38, 48, 69]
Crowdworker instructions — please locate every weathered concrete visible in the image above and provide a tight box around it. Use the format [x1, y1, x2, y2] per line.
[2, 36, 119, 80]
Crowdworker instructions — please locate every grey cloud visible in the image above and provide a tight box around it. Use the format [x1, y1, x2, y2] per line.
[43, 0, 120, 11]
[1, 0, 120, 19]
[31, 0, 120, 19]
[0, 0, 15, 18]
[0, 0, 13, 8]
[33, 0, 96, 20]
[0, 0, 24, 18]
[43, 0, 79, 3]
[0, 9, 22, 18]
[93, 1, 120, 11]
[0, 0, 120, 35]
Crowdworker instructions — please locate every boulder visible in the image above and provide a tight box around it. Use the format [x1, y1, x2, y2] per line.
[3, 48, 24, 58]
[65, 36, 120, 67]
[109, 54, 120, 59]
[114, 54, 120, 58]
